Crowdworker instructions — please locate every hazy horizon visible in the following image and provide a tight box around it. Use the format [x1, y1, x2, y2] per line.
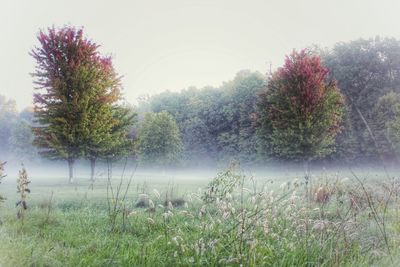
[1, 0, 400, 110]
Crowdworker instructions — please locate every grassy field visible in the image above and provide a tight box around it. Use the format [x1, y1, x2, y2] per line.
[1, 163, 400, 266]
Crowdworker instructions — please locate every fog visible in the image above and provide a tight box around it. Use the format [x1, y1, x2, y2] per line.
[0, 157, 394, 190]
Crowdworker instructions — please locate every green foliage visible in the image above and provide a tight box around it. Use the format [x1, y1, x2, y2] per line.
[256, 50, 344, 161]
[147, 71, 265, 164]
[366, 91, 400, 160]
[31, 26, 132, 181]
[137, 112, 182, 165]
[0, 102, 37, 160]
[0, 171, 398, 266]
[323, 37, 400, 160]
[9, 120, 37, 159]
[82, 105, 136, 161]
[0, 95, 18, 156]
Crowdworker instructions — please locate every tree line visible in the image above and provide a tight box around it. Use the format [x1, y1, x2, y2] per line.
[140, 37, 400, 166]
[2, 27, 400, 181]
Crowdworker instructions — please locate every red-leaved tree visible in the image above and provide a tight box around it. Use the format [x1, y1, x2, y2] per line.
[31, 26, 123, 183]
[256, 49, 344, 163]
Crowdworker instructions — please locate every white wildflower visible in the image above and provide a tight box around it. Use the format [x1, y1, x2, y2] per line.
[163, 210, 174, 219]
[153, 189, 160, 199]
[148, 199, 155, 209]
[128, 210, 137, 217]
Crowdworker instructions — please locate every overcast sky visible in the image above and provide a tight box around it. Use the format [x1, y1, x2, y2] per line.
[1, 0, 400, 110]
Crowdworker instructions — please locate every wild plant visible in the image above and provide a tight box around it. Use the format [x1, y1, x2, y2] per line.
[106, 159, 137, 231]
[0, 161, 6, 225]
[202, 160, 243, 203]
[16, 164, 31, 220]
[0, 161, 6, 205]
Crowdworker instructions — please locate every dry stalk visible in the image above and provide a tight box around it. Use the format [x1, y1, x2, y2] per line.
[16, 164, 31, 221]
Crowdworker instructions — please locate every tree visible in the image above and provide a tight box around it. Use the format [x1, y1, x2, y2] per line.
[322, 37, 400, 160]
[145, 71, 264, 165]
[137, 112, 182, 166]
[31, 26, 121, 183]
[217, 71, 265, 163]
[0, 95, 18, 157]
[256, 50, 344, 163]
[86, 105, 137, 181]
[10, 120, 37, 160]
[367, 91, 400, 161]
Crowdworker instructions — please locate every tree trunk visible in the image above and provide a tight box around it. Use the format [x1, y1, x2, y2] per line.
[90, 158, 96, 182]
[68, 158, 74, 184]
[303, 159, 311, 200]
[107, 158, 113, 180]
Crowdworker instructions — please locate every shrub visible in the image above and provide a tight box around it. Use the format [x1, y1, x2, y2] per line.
[16, 165, 31, 220]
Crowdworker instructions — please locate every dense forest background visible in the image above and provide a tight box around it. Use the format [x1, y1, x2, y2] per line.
[2, 37, 400, 166]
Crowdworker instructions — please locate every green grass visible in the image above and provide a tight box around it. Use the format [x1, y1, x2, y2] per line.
[1, 166, 400, 266]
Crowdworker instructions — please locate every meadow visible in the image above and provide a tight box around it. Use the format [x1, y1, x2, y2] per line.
[0, 162, 400, 266]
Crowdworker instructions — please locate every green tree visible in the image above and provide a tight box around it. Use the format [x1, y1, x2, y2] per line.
[92, 105, 137, 180]
[146, 71, 264, 165]
[256, 50, 344, 163]
[217, 71, 265, 163]
[322, 37, 400, 159]
[31, 26, 122, 183]
[367, 91, 400, 161]
[137, 112, 182, 166]
[0, 95, 18, 157]
[10, 120, 37, 160]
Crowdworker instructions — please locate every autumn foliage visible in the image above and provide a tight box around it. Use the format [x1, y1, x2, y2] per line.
[257, 50, 344, 160]
[31, 26, 129, 182]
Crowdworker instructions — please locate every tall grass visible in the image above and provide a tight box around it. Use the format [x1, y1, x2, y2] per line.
[1, 162, 400, 266]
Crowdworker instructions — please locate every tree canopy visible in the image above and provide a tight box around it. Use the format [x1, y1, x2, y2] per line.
[137, 112, 182, 166]
[31, 26, 131, 182]
[256, 50, 344, 161]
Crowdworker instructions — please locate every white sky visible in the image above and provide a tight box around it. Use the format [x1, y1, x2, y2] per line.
[1, 0, 400, 110]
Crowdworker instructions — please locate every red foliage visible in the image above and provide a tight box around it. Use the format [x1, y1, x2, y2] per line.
[274, 49, 330, 115]
[31, 26, 119, 106]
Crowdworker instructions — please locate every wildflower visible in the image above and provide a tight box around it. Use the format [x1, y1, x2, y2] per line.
[128, 211, 137, 217]
[263, 221, 269, 234]
[199, 205, 206, 217]
[314, 186, 331, 203]
[172, 236, 180, 246]
[243, 187, 252, 193]
[312, 220, 327, 232]
[179, 210, 188, 216]
[148, 199, 155, 209]
[138, 193, 149, 199]
[280, 182, 287, 190]
[163, 210, 174, 219]
[153, 189, 160, 199]
[341, 177, 350, 183]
